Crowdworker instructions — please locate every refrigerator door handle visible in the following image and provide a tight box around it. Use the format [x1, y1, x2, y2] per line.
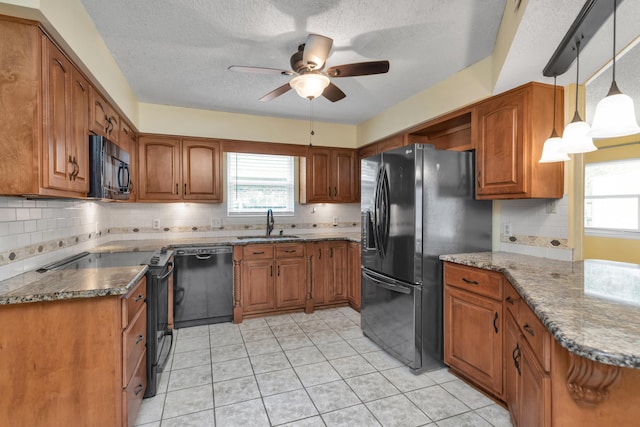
[379, 168, 391, 256]
[362, 270, 411, 294]
[372, 168, 384, 256]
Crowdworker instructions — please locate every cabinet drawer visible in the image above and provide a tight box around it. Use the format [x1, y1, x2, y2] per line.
[275, 243, 305, 258]
[123, 304, 147, 386]
[504, 282, 521, 320]
[444, 263, 503, 301]
[123, 350, 146, 427]
[243, 244, 274, 259]
[122, 276, 146, 329]
[519, 303, 551, 371]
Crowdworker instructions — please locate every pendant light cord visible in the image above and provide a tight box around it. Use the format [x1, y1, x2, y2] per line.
[612, 0, 617, 82]
[551, 75, 558, 137]
[572, 39, 582, 122]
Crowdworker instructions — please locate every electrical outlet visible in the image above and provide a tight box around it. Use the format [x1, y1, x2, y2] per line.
[152, 219, 160, 230]
[211, 217, 222, 228]
[546, 199, 558, 214]
[333, 216, 339, 226]
[502, 223, 512, 236]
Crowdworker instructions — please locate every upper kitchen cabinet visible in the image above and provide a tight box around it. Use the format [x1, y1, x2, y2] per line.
[138, 135, 222, 202]
[42, 35, 90, 195]
[475, 82, 564, 199]
[0, 17, 90, 198]
[300, 147, 357, 203]
[119, 122, 138, 201]
[357, 134, 406, 160]
[407, 109, 474, 152]
[89, 86, 120, 143]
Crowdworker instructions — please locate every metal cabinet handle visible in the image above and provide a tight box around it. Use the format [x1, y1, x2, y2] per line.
[135, 334, 144, 344]
[68, 155, 74, 180]
[512, 343, 521, 376]
[184, 183, 187, 195]
[283, 249, 296, 253]
[277, 265, 280, 276]
[523, 323, 536, 336]
[134, 384, 144, 396]
[505, 296, 515, 305]
[72, 157, 79, 180]
[334, 187, 337, 197]
[318, 248, 322, 259]
[134, 294, 144, 302]
[462, 277, 479, 285]
[270, 265, 273, 276]
[493, 312, 499, 333]
[477, 170, 481, 187]
[252, 251, 265, 255]
[330, 248, 334, 258]
[176, 183, 179, 195]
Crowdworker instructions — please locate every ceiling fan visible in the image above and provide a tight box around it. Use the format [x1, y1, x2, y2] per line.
[228, 33, 390, 102]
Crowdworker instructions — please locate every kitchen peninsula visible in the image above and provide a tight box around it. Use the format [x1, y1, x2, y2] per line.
[441, 252, 640, 426]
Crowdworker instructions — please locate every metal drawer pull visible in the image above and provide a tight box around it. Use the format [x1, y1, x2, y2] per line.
[253, 251, 265, 255]
[135, 334, 144, 344]
[523, 323, 536, 336]
[134, 294, 144, 302]
[493, 312, 499, 333]
[505, 296, 515, 305]
[134, 384, 144, 396]
[283, 249, 296, 253]
[462, 277, 479, 285]
[512, 343, 521, 376]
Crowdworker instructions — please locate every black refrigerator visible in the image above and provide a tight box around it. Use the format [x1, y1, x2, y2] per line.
[360, 144, 492, 373]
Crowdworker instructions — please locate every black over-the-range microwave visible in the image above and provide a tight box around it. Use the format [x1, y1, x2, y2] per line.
[88, 135, 131, 200]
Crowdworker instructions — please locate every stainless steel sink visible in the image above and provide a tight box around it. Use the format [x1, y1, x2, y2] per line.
[237, 235, 300, 240]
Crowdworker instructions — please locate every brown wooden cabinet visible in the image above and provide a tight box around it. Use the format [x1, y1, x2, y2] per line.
[310, 240, 349, 307]
[240, 243, 306, 315]
[119, 121, 138, 201]
[90, 86, 120, 143]
[347, 241, 361, 311]
[0, 276, 147, 427]
[138, 135, 222, 202]
[444, 263, 504, 399]
[41, 34, 90, 195]
[300, 148, 357, 203]
[475, 82, 564, 199]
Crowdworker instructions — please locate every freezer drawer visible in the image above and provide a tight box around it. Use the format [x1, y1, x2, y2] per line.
[361, 268, 422, 370]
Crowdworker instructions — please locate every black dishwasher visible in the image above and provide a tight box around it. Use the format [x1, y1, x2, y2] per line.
[173, 246, 233, 328]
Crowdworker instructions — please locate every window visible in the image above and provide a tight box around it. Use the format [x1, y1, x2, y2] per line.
[584, 159, 640, 234]
[227, 153, 295, 215]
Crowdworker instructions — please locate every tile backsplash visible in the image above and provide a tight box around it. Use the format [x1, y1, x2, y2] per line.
[0, 196, 360, 280]
[0, 195, 574, 281]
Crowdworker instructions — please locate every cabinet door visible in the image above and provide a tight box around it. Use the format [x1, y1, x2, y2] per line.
[241, 259, 275, 313]
[68, 68, 90, 193]
[119, 123, 137, 201]
[347, 242, 361, 311]
[505, 311, 521, 425]
[89, 87, 111, 138]
[138, 136, 181, 201]
[332, 149, 357, 202]
[275, 257, 306, 308]
[476, 89, 526, 197]
[311, 242, 327, 305]
[305, 148, 332, 202]
[42, 38, 73, 191]
[327, 241, 349, 302]
[519, 339, 551, 427]
[182, 139, 222, 201]
[444, 286, 503, 397]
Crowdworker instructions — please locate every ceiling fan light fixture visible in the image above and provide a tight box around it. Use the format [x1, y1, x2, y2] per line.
[290, 74, 330, 99]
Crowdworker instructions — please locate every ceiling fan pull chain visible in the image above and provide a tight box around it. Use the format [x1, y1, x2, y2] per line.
[309, 98, 315, 148]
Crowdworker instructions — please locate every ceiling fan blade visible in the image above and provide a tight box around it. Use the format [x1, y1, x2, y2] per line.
[322, 82, 346, 102]
[303, 34, 333, 70]
[228, 65, 293, 75]
[259, 83, 292, 101]
[326, 60, 390, 78]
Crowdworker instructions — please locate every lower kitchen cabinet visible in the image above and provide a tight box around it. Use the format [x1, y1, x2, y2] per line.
[310, 240, 349, 307]
[347, 241, 361, 311]
[444, 263, 504, 399]
[239, 243, 307, 317]
[0, 276, 147, 427]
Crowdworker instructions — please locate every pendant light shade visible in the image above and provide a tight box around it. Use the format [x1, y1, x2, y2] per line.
[559, 40, 597, 154]
[539, 76, 570, 162]
[589, 0, 640, 139]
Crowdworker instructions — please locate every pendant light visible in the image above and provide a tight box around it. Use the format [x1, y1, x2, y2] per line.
[559, 40, 597, 154]
[590, 0, 640, 138]
[539, 76, 570, 163]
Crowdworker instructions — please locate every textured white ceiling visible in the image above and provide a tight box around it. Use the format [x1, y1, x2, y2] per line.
[79, 0, 506, 124]
[79, 0, 640, 126]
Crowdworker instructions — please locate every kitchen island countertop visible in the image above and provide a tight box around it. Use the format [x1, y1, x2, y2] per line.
[440, 252, 640, 369]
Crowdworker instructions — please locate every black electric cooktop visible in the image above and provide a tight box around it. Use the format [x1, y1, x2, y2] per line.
[37, 251, 156, 272]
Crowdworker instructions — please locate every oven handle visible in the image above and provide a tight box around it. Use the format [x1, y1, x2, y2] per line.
[158, 261, 174, 280]
[363, 270, 411, 295]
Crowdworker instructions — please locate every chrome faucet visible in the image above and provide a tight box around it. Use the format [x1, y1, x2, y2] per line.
[266, 209, 275, 236]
